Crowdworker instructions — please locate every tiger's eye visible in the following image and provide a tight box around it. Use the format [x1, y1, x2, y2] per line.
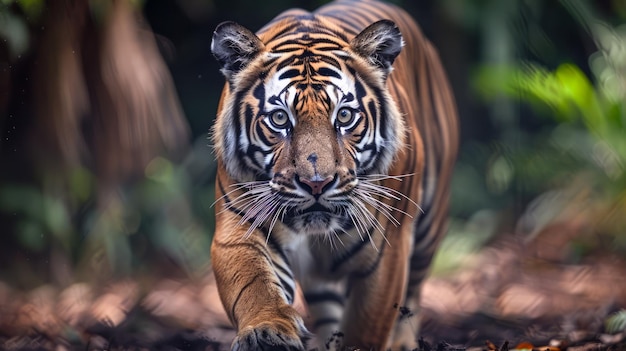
[336, 107, 355, 126]
[270, 110, 289, 128]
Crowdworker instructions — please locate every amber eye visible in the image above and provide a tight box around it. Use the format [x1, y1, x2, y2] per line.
[336, 107, 355, 127]
[269, 110, 290, 129]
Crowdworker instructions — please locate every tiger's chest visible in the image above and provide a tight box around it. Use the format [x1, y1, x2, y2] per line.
[282, 229, 386, 281]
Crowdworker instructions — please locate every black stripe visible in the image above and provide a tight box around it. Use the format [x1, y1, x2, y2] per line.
[240, 104, 266, 171]
[255, 121, 273, 147]
[330, 230, 371, 273]
[271, 262, 295, 304]
[218, 179, 246, 218]
[354, 79, 366, 106]
[409, 251, 433, 272]
[317, 67, 341, 79]
[279, 68, 301, 79]
[353, 139, 376, 154]
[314, 318, 340, 329]
[231, 274, 261, 324]
[264, 234, 295, 304]
[352, 238, 386, 279]
[374, 90, 388, 141]
[263, 21, 300, 42]
[276, 277, 294, 304]
[336, 176, 355, 189]
[413, 202, 433, 244]
[322, 12, 362, 34]
[265, 233, 292, 273]
[304, 291, 345, 306]
[362, 0, 394, 18]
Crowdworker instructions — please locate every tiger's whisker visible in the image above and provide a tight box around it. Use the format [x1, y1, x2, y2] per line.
[354, 191, 402, 227]
[358, 173, 415, 182]
[351, 197, 388, 249]
[268, 202, 291, 237]
[354, 188, 412, 223]
[237, 192, 274, 226]
[212, 180, 269, 207]
[244, 196, 282, 239]
[226, 190, 271, 211]
[357, 180, 423, 214]
[345, 204, 367, 242]
[348, 201, 383, 251]
[248, 196, 281, 226]
[234, 197, 269, 221]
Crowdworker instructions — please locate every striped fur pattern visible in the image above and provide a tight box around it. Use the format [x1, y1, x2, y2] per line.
[210, 0, 458, 349]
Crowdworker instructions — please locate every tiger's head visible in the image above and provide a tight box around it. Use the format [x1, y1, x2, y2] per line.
[211, 15, 406, 236]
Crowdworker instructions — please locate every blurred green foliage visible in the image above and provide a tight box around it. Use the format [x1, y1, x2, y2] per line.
[474, 3, 626, 262]
[433, 0, 626, 274]
[0, 140, 216, 284]
[476, 61, 625, 188]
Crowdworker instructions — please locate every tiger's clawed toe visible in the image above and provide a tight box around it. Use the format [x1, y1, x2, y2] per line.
[232, 323, 309, 351]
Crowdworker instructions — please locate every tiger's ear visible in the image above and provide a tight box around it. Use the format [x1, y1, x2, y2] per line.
[351, 20, 403, 74]
[211, 21, 264, 80]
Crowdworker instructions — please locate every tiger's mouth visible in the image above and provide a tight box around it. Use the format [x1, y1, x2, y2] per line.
[299, 203, 334, 214]
[283, 202, 336, 224]
[283, 202, 350, 235]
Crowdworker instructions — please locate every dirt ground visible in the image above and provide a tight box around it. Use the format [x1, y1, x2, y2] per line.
[1, 228, 626, 351]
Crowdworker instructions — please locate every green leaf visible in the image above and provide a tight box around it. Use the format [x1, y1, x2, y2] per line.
[606, 310, 626, 333]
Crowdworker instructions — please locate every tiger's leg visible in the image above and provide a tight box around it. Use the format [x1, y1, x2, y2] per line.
[301, 279, 347, 350]
[339, 230, 413, 350]
[211, 219, 309, 351]
[389, 249, 433, 350]
[391, 204, 448, 350]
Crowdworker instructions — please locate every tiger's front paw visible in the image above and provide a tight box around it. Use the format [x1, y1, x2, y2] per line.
[232, 309, 310, 351]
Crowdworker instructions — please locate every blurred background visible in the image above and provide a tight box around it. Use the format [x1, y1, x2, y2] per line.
[1, 0, 625, 349]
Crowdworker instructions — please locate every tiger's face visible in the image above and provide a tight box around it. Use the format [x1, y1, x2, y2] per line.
[212, 17, 405, 236]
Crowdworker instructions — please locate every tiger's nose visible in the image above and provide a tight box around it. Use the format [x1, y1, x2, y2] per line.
[297, 174, 335, 196]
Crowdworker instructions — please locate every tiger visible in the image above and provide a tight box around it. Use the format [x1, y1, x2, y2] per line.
[209, 0, 459, 349]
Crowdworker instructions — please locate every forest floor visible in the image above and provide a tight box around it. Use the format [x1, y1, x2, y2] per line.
[1, 225, 626, 351]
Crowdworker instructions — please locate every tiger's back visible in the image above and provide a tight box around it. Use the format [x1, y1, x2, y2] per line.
[210, 0, 458, 350]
